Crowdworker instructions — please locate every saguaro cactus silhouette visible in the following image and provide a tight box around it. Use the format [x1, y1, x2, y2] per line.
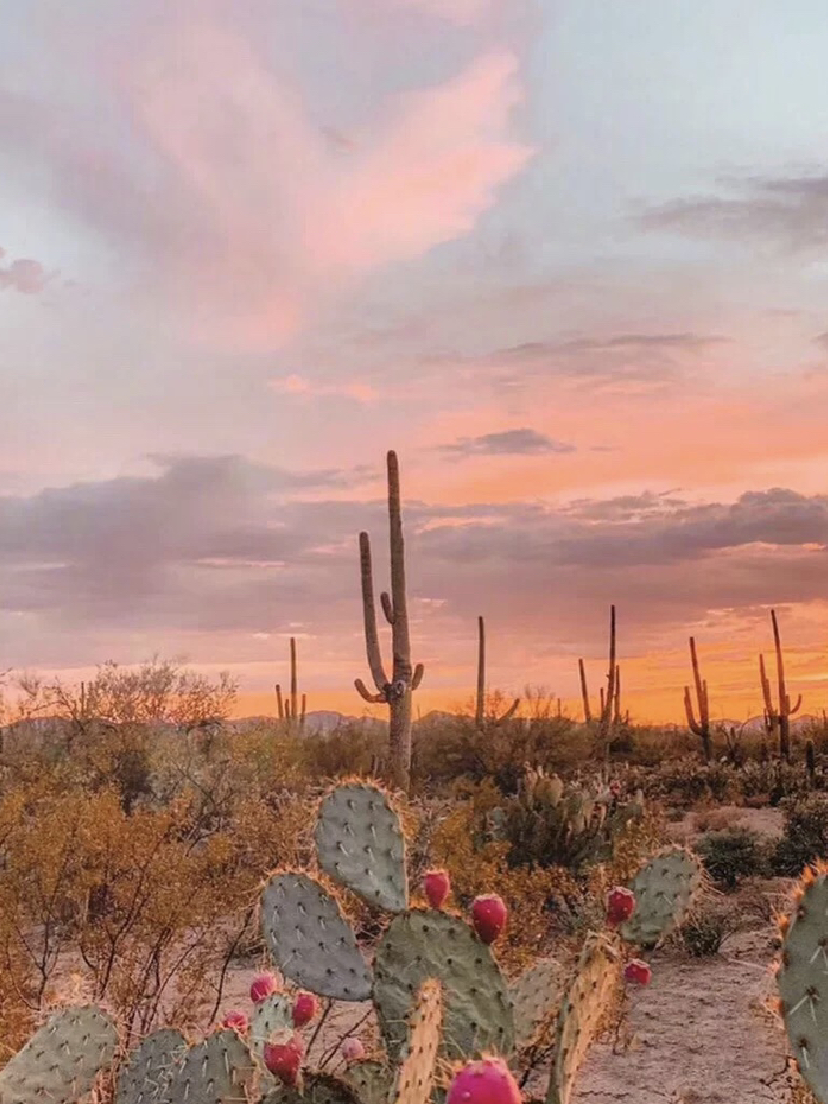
[474, 616, 519, 727]
[276, 636, 306, 736]
[684, 636, 712, 762]
[354, 451, 424, 791]
[759, 607, 801, 762]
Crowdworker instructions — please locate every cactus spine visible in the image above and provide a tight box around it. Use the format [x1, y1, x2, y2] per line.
[354, 451, 424, 792]
[276, 636, 306, 736]
[683, 635, 712, 762]
[475, 616, 519, 727]
[759, 608, 801, 762]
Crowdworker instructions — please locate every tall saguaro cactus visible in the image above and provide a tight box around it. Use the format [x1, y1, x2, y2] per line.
[684, 635, 712, 762]
[276, 636, 306, 736]
[598, 604, 617, 748]
[578, 658, 591, 723]
[759, 607, 801, 762]
[355, 451, 424, 792]
[475, 616, 519, 727]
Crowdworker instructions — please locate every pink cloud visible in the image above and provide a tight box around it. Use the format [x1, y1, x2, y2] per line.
[0, 249, 49, 294]
[269, 374, 377, 403]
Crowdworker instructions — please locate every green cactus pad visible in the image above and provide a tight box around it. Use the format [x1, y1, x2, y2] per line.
[393, 980, 442, 1104]
[510, 956, 566, 1049]
[115, 1028, 188, 1104]
[250, 991, 294, 1090]
[620, 845, 704, 947]
[262, 1072, 361, 1104]
[546, 932, 622, 1104]
[373, 908, 513, 1063]
[778, 869, 828, 1103]
[315, 783, 408, 913]
[345, 1060, 393, 1104]
[167, 1028, 256, 1104]
[0, 1004, 119, 1104]
[261, 872, 373, 1001]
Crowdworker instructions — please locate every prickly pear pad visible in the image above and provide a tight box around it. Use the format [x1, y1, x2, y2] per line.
[261, 872, 373, 1001]
[510, 956, 566, 1049]
[778, 868, 828, 1103]
[373, 909, 514, 1063]
[394, 980, 443, 1104]
[346, 1060, 394, 1104]
[546, 932, 621, 1104]
[168, 1028, 256, 1104]
[620, 846, 704, 948]
[316, 782, 408, 913]
[250, 991, 294, 1087]
[262, 1072, 362, 1104]
[0, 1004, 119, 1104]
[115, 1028, 188, 1104]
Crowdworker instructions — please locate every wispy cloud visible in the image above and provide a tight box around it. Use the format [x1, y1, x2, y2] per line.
[437, 428, 576, 458]
[268, 375, 377, 404]
[0, 248, 49, 294]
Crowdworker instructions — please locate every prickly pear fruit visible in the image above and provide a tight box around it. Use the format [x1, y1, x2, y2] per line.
[472, 895, 507, 944]
[623, 959, 651, 985]
[342, 1037, 366, 1062]
[606, 887, 635, 927]
[423, 870, 451, 909]
[447, 1056, 521, 1104]
[264, 1034, 304, 1086]
[251, 972, 278, 1003]
[292, 991, 318, 1027]
[222, 1010, 249, 1032]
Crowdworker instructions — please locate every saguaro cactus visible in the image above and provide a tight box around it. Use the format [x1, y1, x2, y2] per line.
[475, 616, 519, 727]
[597, 605, 617, 749]
[578, 658, 591, 723]
[759, 608, 801, 762]
[683, 636, 712, 762]
[354, 451, 424, 792]
[276, 636, 306, 736]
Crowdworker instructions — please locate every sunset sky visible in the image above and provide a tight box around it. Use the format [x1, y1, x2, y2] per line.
[2, 0, 828, 724]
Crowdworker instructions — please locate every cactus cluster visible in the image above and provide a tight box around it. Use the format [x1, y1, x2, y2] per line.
[0, 781, 710, 1104]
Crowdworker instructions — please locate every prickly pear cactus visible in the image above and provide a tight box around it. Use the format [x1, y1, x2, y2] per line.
[250, 991, 294, 1089]
[167, 1027, 256, 1104]
[0, 1004, 119, 1104]
[315, 782, 408, 913]
[345, 1060, 393, 1104]
[115, 1027, 188, 1104]
[262, 1072, 361, 1104]
[510, 956, 566, 1049]
[373, 908, 514, 1063]
[777, 865, 828, 1103]
[620, 845, 704, 948]
[261, 871, 373, 1001]
[393, 980, 443, 1104]
[546, 932, 622, 1104]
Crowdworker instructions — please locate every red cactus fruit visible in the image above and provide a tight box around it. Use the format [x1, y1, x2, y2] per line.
[447, 1056, 521, 1104]
[221, 1010, 249, 1033]
[264, 1034, 304, 1086]
[624, 959, 652, 986]
[471, 895, 507, 945]
[341, 1037, 366, 1062]
[250, 973, 278, 1004]
[423, 869, 451, 909]
[606, 887, 635, 927]
[292, 991, 318, 1027]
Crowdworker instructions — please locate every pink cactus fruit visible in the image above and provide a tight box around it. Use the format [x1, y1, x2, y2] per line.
[250, 973, 278, 1004]
[264, 1033, 304, 1086]
[624, 959, 652, 985]
[292, 991, 318, 1027]
[471, 895, 508, 945]
[606, 886, 635, 927]
[447, 1057, 521, 1104]
[221, 1010, 249, 1033]
[341, 1037, 366, 1063]
[423, 869, 451, 909]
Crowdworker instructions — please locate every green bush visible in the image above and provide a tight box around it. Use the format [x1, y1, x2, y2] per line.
[772, 795, 828, 876]
[679, 906, 740, 957]
[697, 828, 769, 889]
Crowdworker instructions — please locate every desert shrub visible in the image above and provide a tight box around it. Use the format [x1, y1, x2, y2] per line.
[635, 758, 741, 807]
[772, 795, 828, 876]
[697, 828, 769, 889]
[679, 905, 741, 957]
[300, 721, 388, 781]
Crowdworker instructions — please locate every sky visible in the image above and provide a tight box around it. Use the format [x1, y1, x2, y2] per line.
[2, 0, 828, 724]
